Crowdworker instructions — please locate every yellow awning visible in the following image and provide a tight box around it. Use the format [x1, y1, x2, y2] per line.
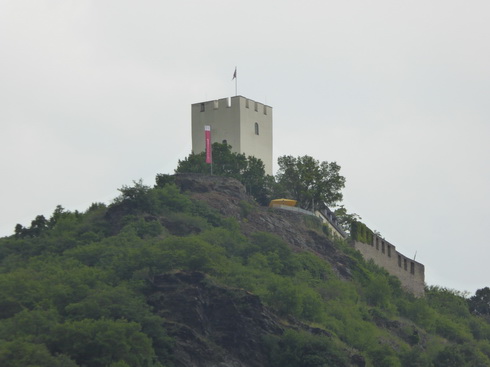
[269, 198, 298, 207]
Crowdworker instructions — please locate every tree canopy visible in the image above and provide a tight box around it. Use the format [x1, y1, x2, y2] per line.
[276, 155, 346, 211]
[468, 287, 490, 316]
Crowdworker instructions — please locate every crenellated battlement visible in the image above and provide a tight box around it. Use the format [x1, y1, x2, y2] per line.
[191, 95, 273, 175]
[192, 96, 272, 116]
[351, 223, 425, 297]
[272, 204, 425, 296]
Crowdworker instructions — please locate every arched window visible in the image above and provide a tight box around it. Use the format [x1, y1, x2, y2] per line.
[222, 139, 227, 145]
[254, 122, 259, 135]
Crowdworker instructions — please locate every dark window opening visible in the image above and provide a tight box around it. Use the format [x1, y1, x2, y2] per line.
[200, 103, 205, 112]
[410, 262, 415, 274]
[254, 122, 259, 135]
[382, 242, 385, 254]
[387, 245, 391, 257]
[222, 139, 227, 145]
[398, 255, 402, 267]
[404, 259, 408, 271]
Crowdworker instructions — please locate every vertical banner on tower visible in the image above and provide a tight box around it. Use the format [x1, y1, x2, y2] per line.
[204, 125, 212, 164]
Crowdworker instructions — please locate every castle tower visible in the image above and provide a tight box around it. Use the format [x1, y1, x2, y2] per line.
[191, 96, 273, 175]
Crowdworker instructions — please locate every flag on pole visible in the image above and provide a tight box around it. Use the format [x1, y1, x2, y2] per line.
[205, 125, 212, 164]
[232, 67, 237, 96]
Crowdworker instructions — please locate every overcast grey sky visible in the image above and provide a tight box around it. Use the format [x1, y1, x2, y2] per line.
[1, 0, 489, 294]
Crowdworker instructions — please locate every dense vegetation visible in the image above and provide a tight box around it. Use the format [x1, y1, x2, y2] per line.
[276, 155, 345, 210]
[2, 176, 490, 366]
[175, 142, 274, 205]
[175, 143, 346, 213]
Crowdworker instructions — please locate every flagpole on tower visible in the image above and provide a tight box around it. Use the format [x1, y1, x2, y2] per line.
[232, 67, 237, 96]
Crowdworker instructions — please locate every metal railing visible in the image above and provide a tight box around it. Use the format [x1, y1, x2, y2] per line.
[270, 204, 317, 217]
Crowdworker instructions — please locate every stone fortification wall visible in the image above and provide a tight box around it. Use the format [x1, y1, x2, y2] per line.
[269, 206, 425, 297]
[352, 235, 425, 297]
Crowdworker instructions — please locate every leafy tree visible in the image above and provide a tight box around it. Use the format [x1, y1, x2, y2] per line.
[434, 346, 465, 367]
[154, 173, 175, 188]
[148, 184, 192, 214]
[368, 345, 401, 367]
[0, 340, 78, 367]
[14, 215, 49, 238]
[114, 179, 152, 212]
[469, 287, 490, 316]
[426, 286, 472, 319]
[265, 329, 348, 367]
[0, 308, 59, 340]
[364, 273, 392, 308]
[48, 205, 68, 228]
[433, 343, 490, 367]
[276, 155, 345, 210]
[241, 156, 273, 205]
[29, 215, 49, 236]
[333, 205, 361, 232]
[13, 224, 24, 238]
[176, 142, 246, 176]
[401, 347, 432, 367]
[47, 318, 160, 367]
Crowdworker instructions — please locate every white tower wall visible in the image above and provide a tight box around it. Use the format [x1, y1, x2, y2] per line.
[191, 96, 273, 175]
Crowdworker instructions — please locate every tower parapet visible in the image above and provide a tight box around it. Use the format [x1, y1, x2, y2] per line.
[191, 96, 273, 175]
[351, 221, 425, 297]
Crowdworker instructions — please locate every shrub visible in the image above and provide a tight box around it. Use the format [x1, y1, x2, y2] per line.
[265, 329, 349, 367]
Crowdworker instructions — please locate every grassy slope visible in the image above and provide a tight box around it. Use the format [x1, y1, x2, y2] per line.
[1, 179, 490, 367]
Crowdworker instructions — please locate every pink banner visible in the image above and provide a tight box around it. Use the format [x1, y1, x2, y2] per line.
[205, 126, 212, 164]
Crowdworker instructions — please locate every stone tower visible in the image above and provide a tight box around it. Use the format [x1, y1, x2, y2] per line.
[191, 96, 273, 175]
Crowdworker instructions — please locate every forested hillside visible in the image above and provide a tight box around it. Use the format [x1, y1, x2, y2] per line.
[1, 173, 490, 367]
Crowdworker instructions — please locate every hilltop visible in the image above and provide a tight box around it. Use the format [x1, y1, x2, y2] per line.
[1, 173, 490, 367]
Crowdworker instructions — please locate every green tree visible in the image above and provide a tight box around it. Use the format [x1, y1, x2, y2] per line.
[469, 287, 490, 316]
[276, 155, 345, 210]
[333, 205, 361, 232]
[114, 179, 152, 212]
[265, 329, 348, 367]
[154, 173, 175, 188]
[176, 142, 246, 176]
[433, 346, 465, 367]
[0, 340, 78, 367]
[14, 214, 49, 238]
[47, 318, 160, 367]
[401, 347, 432, 367]
[365, 273, 392, 308]
[241, 156, 272, 205]
[48, 205, 68, 229]
[29, 215, 49, 237]
[368, 345, 401, 367]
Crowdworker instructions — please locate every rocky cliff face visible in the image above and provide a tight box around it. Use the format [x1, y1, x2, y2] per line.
[174, 173, 355, 280]
[148, 271, 284, 367]
[146, 174, 367, 366]
[147, 271, 368, 367]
